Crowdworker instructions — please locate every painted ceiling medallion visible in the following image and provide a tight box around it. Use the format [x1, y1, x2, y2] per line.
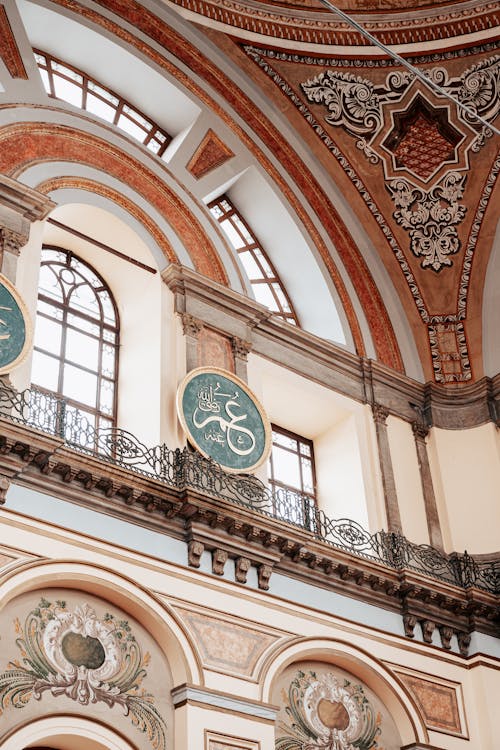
[277, 670, 383, 750]
[0, 599, 167, 749]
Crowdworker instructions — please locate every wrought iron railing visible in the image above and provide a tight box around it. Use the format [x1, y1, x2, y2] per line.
[0, 384, 498, 595]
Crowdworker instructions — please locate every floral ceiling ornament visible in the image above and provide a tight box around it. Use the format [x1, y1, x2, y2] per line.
[301, 55, 499, 271]
[0, 598, 167, 750]
[277, 670, 383, 750]
[387, 172, 467, 271]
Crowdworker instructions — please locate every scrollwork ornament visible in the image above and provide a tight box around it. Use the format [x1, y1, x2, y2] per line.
[387, 172, 466, 271]
[301, 71, 382, 136]
[0, 599, 167, 749]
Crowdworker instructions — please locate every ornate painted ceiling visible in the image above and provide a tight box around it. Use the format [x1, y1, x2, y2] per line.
[0, 0, 498, 385]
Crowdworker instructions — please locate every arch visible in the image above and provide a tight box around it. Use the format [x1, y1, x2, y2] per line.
[36, 177, 178, 267]
[0, 558, 203, 688]
[1, 715, 136, 750]
[0, 121, 228, 286]
[260, 637, 428, 746]
[29, 0, 406, 369]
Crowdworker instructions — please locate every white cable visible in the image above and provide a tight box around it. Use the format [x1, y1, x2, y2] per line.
[319, 0, 500, 138]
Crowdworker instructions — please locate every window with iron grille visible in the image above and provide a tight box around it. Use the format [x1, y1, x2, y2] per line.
[208, 195, 299, 326]
[34, 50, 171, 157]
[31, 247, 119, 441]
[268, 425, 316, 529]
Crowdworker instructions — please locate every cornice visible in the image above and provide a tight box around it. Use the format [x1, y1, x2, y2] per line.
[0, 416, 497, 653]
[167, 0, 499, 51]
[0, 174, 56, 223]
[163, 265, 500, 430]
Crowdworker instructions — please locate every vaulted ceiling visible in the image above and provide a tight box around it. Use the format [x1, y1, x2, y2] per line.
[0, 0, 498, 384]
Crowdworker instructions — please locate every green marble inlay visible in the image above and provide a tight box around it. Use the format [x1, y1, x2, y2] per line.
[0, 282, 26, 369]
[182, 371, 267, 471]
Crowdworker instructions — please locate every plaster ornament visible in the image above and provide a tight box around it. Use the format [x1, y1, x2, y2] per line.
[0, 598, 167, 749]
[276, 670, 383, 750]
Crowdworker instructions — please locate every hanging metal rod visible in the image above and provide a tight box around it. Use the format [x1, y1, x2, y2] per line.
[319, 0, 500, 137]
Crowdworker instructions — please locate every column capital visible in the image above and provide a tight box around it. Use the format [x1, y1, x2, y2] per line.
[372, 403, 389, 424]
[412, 419, 429, 440]
[0, 226, 29, 257]
[231, 336, 252, 361]
[180, 312, 203, 338]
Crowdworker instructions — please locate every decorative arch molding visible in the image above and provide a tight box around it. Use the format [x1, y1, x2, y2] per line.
[1, 715, 137, 750]
[0, 558, 203, 688]
[0, 122, 228, 286]
[259, 637, 428, 746]
[36, 176, 178, 266]
[33, 0, 406, 371]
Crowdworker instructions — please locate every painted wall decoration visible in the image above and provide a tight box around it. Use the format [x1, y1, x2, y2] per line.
[0, 273, 32, 374]
[177, 367, 271, 473]
[0, 593, 171, 750]
[273, 662, 402, 750]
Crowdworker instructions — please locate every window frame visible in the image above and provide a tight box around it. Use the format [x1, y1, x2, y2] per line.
[31, 246, 120, 437]
[208, 195, 300, 326]
[34, 50, 171, 157]
[268, 423, 317, 529]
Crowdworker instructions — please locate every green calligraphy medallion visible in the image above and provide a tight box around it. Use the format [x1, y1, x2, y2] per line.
[177, 367, 271, 473]
[0, 274, 32, 374]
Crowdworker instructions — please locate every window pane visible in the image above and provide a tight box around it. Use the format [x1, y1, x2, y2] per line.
[88, 80, 118, 104]
[69, 283, 100, 318]
[117, 114, 148, 141]
[66, 329, 99, 370]
[38, 264, 63, 301]
[272, 445, 302, 488]
[53, 76, 83, 107]
[62, 363, 97, 407]
[100, 380, 114, 415]
[301, 457, 314, 493]
[273, 431, 297, 450]
[101, 343, 116, 378]
[31, 350, 60, 391]
[253, 283, 279, 312]
[67, 313, 99, 337]
[34, 315, 62, 356]
[239, 251, 264, 280]
[39, 68, 51, 93]
[86, 93, 116, 123]
[220, 219, 245, 249]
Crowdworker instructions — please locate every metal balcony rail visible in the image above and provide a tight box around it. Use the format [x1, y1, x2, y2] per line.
[0, 384, 498, 594]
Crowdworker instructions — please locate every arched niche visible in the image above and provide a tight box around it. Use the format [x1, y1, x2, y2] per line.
[3, 715, 136, 749]
[260, 638, 428, 747]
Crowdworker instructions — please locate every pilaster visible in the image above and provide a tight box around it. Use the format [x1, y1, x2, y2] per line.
[372, 403, 402, 532]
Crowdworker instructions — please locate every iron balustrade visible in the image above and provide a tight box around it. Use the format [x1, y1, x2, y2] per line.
[0, 384, 498, 595]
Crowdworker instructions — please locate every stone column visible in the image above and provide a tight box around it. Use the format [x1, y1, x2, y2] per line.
[372, 403, 402, 532]
[180, 313, 203, 372]
[412, 419, 444, 550]
[231, 336, 252, 381]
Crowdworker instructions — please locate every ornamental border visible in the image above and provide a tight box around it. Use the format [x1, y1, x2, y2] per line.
[0, 273, 33, 376]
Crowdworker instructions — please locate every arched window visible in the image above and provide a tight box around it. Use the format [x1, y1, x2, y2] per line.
[209, 195, 299, 325]
[31, 248, 119, 437]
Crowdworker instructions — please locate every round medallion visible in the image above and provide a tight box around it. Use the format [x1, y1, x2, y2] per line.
[176, 367, 271, 473]
[0, 274, 32, 375]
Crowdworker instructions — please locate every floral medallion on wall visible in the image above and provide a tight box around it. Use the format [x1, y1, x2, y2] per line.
[274, 662, 402, 750]
[0, 594, 171, 750]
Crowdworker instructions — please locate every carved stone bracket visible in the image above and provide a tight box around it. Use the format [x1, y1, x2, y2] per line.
[372, 403, 389, 424]
[421, 619, 436, 644]
[457, 631, 471, 657]
[0, 475, 10, 504]
[439, 625, 453, 650]
[212, 547, 228, 576]
[235, 555, 251, 583]
[188, 540, 204, 568]
[258, 563, 272, 590]
[403, 613, 417, 638]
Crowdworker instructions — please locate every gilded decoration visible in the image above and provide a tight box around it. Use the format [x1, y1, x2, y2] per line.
[274, 662, 402, 750]
[0, 596, 169, 749]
